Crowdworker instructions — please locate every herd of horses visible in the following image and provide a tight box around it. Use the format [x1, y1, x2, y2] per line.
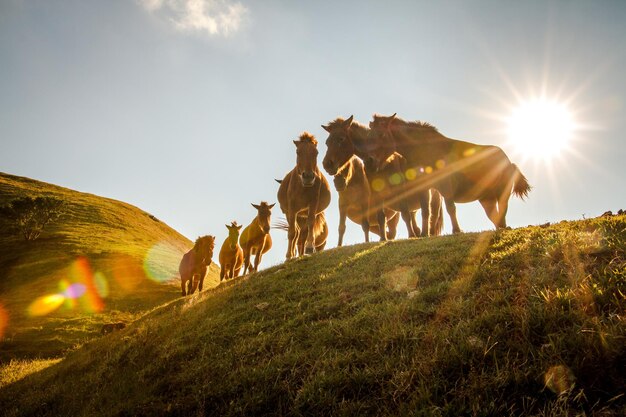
[179, 113, 531, 296]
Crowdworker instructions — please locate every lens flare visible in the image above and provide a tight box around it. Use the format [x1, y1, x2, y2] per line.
[110, 255, 145, 292]
[70, 257, 104, 313]
[94, 272, 109, 298]
[0, 303, 8, 340]
[27, 294, 65, 317]
[144, 242, 185, 283]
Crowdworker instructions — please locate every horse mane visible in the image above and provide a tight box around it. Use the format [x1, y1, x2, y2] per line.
[326, 117, 369, 133]
[296, 132, 318, 146]
[372, 114, 440, 133]
[194, 235, 215, 249]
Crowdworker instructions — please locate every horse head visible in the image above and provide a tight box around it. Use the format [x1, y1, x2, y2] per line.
[252, 202, 275, 234]
[365, 113, 398, 172]
[321, 115, 356, 176]
[194, 235, 215, 264]
[293, 132, 320, 188]
[225, 221, 242, 250]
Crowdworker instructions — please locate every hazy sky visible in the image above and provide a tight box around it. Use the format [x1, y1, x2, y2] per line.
[1, 0, 625, 268]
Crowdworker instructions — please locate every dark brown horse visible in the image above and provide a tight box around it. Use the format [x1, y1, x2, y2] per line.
[179, 235, 215, 296]
[277, 132, 331, 258]
[240, 202, 274, 274]
[322, 116, 443, 238]
[368, 114, 531, 232]
[365, 150, 444, 238]
[332, 155, 400, 245]
[218, 221, 244, 281]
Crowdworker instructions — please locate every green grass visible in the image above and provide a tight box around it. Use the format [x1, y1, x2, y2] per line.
[0, 172, 220, 361]
[0, 212, 624, 416]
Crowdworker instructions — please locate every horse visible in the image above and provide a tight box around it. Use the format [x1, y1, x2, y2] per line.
[332, 155, 400, 245]
[274, 180, 329, 254]
[322, 116, 443, 238]
[179, 235, 215, 296]
[367, 113, 531, 232]
[364, 150, 444, 238]
[218, 221, 244, 281]
[240, 202, 274, 275]
[277, 132, 331, 259]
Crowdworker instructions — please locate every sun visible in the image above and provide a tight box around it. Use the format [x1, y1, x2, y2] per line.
[507, 98, 575, 160]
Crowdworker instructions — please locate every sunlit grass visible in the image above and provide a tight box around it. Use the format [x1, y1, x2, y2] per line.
[0, 214, 624, 416]
[0, 358, 62, 388]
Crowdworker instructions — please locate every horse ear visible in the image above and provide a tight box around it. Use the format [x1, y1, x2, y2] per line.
[225, 224, 230, 229]
[390, 113, 397, 120]
[252, 203, 260, 210]
[321, 124, 331, 132]
[268, 203, 276, 209]
[344, 115, 354, 128]
[237, 224, 243, 230]
[293, 140, 299, 146]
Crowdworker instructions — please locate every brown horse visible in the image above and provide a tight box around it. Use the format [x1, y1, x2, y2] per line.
[368, 114, 531, 232]
[277, 132, 331, 258]
[332, 155, 400, 245]
[179, 235, 215, 296]
[322, 116, 443, 238]
[218, 221, 244, 281]
[365, 150, 444, 238]
[240, 202, 274, 275]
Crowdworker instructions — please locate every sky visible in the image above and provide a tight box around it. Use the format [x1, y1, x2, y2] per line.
[1, 0, 625, 270]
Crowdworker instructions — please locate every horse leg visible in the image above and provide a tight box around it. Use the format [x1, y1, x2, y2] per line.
[410, 211, 421, 237]
[400, 207, 415, 238]
[445, 197, 462, 233]
[497, 192, 510, 229]
[254, 241, 266, 271]
[181, 277, 187, 296]
[230, 264, 236, 279]
[220, 267, 225, 282]
[387, 212, 399, 240]
[338, 205, 347, 247]
[304, 209, 316, 255]
[243, 251, 251, 275]
[377, 209, 388, 241]
[419, 191, 430, 237]
[286, 212, 298, 260]
[198, 273, 205, 292]
[479, 198, 499, 229]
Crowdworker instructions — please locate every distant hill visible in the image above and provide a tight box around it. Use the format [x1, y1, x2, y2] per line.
[0, 172, 219, 360]
[1, 213, 624, 416]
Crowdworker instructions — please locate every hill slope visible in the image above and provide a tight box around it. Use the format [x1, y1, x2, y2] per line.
[0, 172, 219, 360]
[1, 214, 624, 416]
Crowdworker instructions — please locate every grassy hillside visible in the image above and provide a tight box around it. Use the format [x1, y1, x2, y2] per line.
[0, 214, 624, 416]
[0, 172, 220, 360]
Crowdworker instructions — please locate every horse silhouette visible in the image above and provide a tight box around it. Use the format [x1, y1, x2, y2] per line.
[367, 114, 530, 232]
[240, 202, 274, 274]
[277, 132, 331, 258]
[179, 235, 215, 296]
[322, 116, 443, 238]
[218, 221, 244, 281]
[331, 155, 400, 245]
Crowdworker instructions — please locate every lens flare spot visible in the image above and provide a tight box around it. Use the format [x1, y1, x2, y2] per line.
[144, 242, 185, 283]
[110, 256, 145, 292]
[70, 257, 104, 313]
[28, 294, 65, 317]
[94, 272, 109, 298]
[371, 178, 385, 192]
[405, 168, 417, 180]
[424, 166, 433, 174]
[463, 148, 476, 157]
[435, 159, 446, 169]
[544, 365, 575, 395]
[0, 303, 8, 340]
[389, 173, 403, 185]
[64, 283, 86, 299]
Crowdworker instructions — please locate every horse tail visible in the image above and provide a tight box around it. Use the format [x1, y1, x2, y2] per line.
[510, 163, 531, 200]
[313, 212, 327, 238]
[429, 189, 444, 236]
[272, 218, 289, 231]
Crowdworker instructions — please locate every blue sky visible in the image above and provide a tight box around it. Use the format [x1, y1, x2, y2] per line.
[1, 0, 625, 268]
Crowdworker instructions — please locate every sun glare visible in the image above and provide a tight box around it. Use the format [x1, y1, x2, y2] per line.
[507, 98, 575, 160]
